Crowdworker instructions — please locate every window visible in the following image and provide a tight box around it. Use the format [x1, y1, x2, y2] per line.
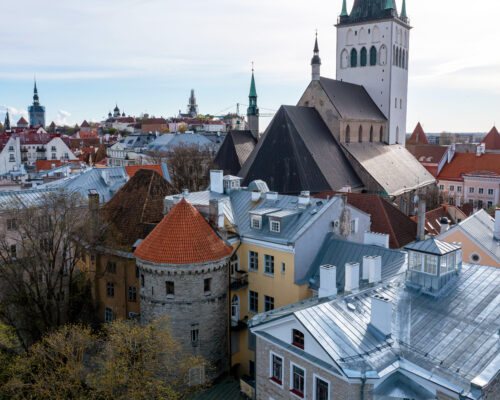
[439, 185, 445, 190]
[369, 126, 374, 142]
[64, 153, 69, 159]
[478, 200, 483, 209]
[478, 188, 484, 194]
[449, 185, 454, 191]
[457, 186, 462, 193]
[204, 278, 211, 293]
[106, 261, 117, 274]
[488, 189, 494, 195]
[469, 187, 474, 194]
[350, 48, 358, 67]
[128, 286, 137, 302]
[249, 290, 258, 313]
[410, 251, 423, 272]
[166, 281, 175, 296]
[10, 245, 17, 259]
[292, 329, 304, 349]
[360, 47, 367, 67]
[141, 274, 145, 287]
[51, 153, 56, 159]
[424, 255, 438, 275]
[315, 377, 329, 400]
[249, 251, 259, 271]
[9, 155, 14, 162]
[488, 201, 493, 209]
[281, 262, 286, 274]
[358, 125, 363, 142]
[270, 220, 281, 233]
[106, 282, 114, 297]
[350, 219, 358, 234]
[136, 266, 139, 278]
[6, 219, 17, 231]
[270, 353, 283, 385]
[251, 216, 261, 230]
[400, 99, 403, 109]
[345, 125, 351, 143]
[264, 255, 274, 275]
[51, 146, 56, 151]
[370, 46, 377, 66]
[291, 364, 305, 398]
[191, 326, 199, 347]
[264, 295, 274, 312]
[104, 306, 113, 323]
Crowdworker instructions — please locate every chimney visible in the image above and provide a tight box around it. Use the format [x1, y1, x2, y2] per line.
[439, 217, 449, 234]
[344, 262, 360, 292]
[210, 170, 224, 194]
[209, 198, 224, 229]
[88, 192, 100, 242]
[251, 190, 261, 202]
[364, 232, 389, 248]
[370, 295, 392, 338]
[417, 199, 426, 241]
[182, 188, 189, 197]
[495, 208, 500, 240]
[266, 191, 278, 201]
[298, 191, 310, 206]
[362, 256, 374, 280]
[369, 256, 382, 284]
[476, 146, 482, 157]
[340, 185, 352, 193]
[318, 265, 337, 298]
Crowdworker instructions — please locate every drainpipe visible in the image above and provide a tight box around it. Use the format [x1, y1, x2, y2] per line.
[360, 373, 366, 400]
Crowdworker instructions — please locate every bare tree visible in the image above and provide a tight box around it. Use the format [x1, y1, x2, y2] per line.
[0, 190, 95, 349]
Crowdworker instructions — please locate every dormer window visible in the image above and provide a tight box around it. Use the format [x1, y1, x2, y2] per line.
[270, 220, 281, 233]
[292, 329, 304, 349]
[251, 215, 262, 230]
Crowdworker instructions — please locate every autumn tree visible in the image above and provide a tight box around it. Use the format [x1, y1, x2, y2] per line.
[0, 190, 96, 349]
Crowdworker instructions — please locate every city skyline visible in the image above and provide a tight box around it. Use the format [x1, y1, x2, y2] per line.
[1, 0, 500, 132]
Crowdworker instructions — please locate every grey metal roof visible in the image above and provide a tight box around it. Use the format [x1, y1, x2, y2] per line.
[248, 180, 269, 193]
[319, 77, 387, 122]
[0, 188, 59, 209]
[342, 142, 436, 196]
[290, 263, 500, 394]
[147, 133, 217, 152]
[373, 371, 435, 399]
[118, 133, 156, 149]
[404, 237, 461, 255]
[240, 105, 363, 194]
[306, 234, 407, 288]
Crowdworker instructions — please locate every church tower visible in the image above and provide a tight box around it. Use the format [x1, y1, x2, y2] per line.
[247, 67, 259, 140]
[311, 33, 321, 81]
[336, 0, 410, 145]
[4, 110, 10, 131]
[187, 89, 199, 117]
[28, 80, 46, 128]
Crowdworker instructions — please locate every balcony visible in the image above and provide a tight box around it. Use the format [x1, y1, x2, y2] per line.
[230, 272, 248, 291]
[36, 146, 46, 152]
[21, 147, 28, 153]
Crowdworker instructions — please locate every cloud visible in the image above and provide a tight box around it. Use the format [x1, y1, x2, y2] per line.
[1, 105, 28, 121]
[55, 109, 71, 126]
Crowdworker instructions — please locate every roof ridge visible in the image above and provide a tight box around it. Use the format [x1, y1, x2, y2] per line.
[378, 196, 399, 248]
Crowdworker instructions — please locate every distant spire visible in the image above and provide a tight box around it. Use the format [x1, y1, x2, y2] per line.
[311, 32, 321, 81]
[340, 0, 348, 17]
[400, 0, 407, 18]
[4, 110, 10, 130]
[33, 78, 40, 106]
[249, 64, 257, 98]
[247, 64, 259, 139]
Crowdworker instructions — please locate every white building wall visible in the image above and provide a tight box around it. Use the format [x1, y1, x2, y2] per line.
[336, 20, 409, 145]
[0, 137, 22, 175]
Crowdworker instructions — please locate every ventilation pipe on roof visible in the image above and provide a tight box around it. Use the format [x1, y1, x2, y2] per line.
[439, 217, 449, 234]
[298, 191, 310, 206]
[251, 190, 261, 202]
[417, 199, 426, 241]
[362, 256, 374, 281]
[369, 256, 382, 284]
[210, 170, 224, 194]
[364, 232, 389, 248]
[318, 265, 337, 298]
[345, 262, 360, 292]
[370, 295, 392, 338]
[495, 209, 500, 241]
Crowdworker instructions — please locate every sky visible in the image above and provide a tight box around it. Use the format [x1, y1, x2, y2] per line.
[1, 0, 500, 133]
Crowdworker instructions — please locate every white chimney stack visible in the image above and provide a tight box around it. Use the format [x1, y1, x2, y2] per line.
[369, 256, 382, 284]
[476, 146, 482, 157]
[210, 170, 224, 194]
[364, 232, 390, 248]
[251, 190, 261, 202]
[362, 256, 374, 280]
[495, 209, 500, 241]
[266, 191, 278, 201]
[370, 295, 392, 337]
[298, 191, 310, 206]
[318, 265, 337, 298]
[344, 262, 359, 292]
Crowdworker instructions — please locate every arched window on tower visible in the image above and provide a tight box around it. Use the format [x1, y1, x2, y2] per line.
[369, 126, 374, 142]
[350, 49, 358, 68]
[399, 48, 402, 68]
[370, 46, 377, 66]
[358, 125, 363, 142]
[341, 49, 349, 69]
[379, 126, 384, 142]
[393, 45, 397, 65]
[346, 125, 351, 143]
[360, 47, 367, 67]
[395, 47, 399, 67]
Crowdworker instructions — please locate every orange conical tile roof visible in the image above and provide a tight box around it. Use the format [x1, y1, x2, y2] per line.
[407, 122, 429, 145]
[134, 198, 232, 264]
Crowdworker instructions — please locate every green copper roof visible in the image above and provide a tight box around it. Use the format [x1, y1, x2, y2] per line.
[400, 0, 407, 18]
[249, 71, 257, 98]
[384, 0, 394, 10]
[339, 0, 399, 25]
[340, 0, 348, 17]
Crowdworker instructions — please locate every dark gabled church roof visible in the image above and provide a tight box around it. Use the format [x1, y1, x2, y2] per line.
[240, 106, 362, 194]
[214, 130, 257, 176]
[319, 77, 387, 121]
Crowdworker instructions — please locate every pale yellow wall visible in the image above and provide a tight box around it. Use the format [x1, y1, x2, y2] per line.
[441, 230, 500, 268]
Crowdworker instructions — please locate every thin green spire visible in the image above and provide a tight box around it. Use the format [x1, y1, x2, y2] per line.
[400, 0, 407, 18]
[340, 0, 348, 17]
[249, 63, 257, 98]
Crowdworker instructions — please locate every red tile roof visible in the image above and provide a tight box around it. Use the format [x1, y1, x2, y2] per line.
[17, 117, 28, 126]
[406, 144, 449, 177]
[437, 153, 500, 181]
[316, 191, 417, 249]
[79, 130, 99, 139]
[411, 205, 448, 235]
[81, 120, 90, 128]
[483, 126, 500, 150]
[36, 159, 71, 171]
[134, 198, 232, 264]
[407, 122, 429, 145]
[124, 164, 164, 178]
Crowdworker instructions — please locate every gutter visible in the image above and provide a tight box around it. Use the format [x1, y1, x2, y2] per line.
[360, 373, 366, 400]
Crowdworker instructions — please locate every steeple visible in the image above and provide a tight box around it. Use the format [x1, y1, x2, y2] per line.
[400, 0, 407, 20]
[340, 0, 348, 17]
[247, 64, 259, 140]
[311, 32, 321, 81]
[33, 79, 40, 106]
[339, 0, 400, 25]
[4, 110, 10, 130]
[187, 89, 198, 117]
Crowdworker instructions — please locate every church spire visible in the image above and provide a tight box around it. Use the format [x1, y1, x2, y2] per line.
[311, 32, 321, 81]
[247, 64, 259, 140]
[400, 0, 407, 19]
[33, 79, 40, 106]
[340, 0, 348, 17]
[4, 110, 10, 130]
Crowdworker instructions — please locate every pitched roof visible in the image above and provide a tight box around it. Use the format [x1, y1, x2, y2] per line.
[319, 77, 387, 122]
[316, 191, 417, 248]
[240, 105, 362, 194]
[124, 164, 171, 183]
[404, 237, 460, 255]
[407, 122, 429, 145]
[343, 142, 436, 196]
[339, 0, 399, 25]
[80, 120, 90, 128]
[36, 159, 71, 171]
[101, 169, 175, 248]
[134, 198, 233, 264]
[438, 153, 500, 181]
[410, 205, 449, 236]
[17, 117, 28, 125]
[482, 126, 500, 150]
[406, 144, 448, 164]
[214, 130, 257, 175]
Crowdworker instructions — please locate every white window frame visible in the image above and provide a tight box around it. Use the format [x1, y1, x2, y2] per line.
[488, 188, 494, 195]
[249, 290, 258, 314]
[457, 186, 462, 192]
[350, 218, 358, 234]
[313, 373, 330, 400]
[269, 351, 284, 388]
[248, 251, 259, 272]
[478, 188, 484, 194]
[251, 215, 262, 230]
[270, 219, 281, 233]
[264, 295, 274, 312]
[290, 361, 306, 399]
[469, 187, 474, 194]
[264, 254, 274, 275]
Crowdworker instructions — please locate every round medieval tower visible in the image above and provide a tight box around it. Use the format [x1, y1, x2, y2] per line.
[134, 198, 232, 381]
